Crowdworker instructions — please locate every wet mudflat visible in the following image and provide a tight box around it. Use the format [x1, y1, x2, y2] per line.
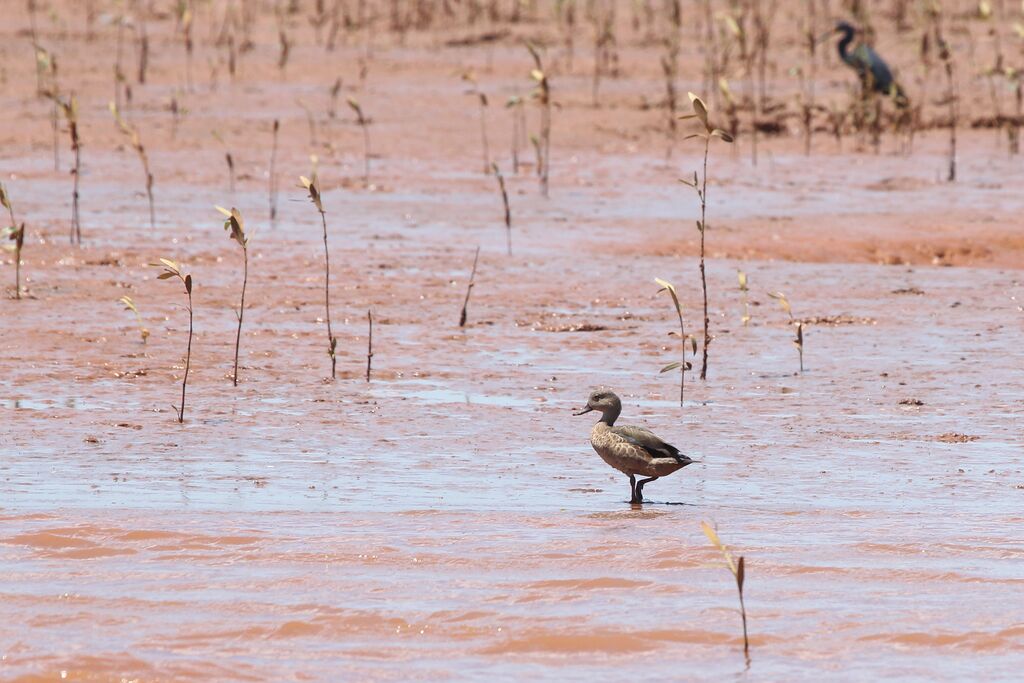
[3, 3, 1024, 681]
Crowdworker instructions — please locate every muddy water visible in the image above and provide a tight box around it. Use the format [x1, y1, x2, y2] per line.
[4, 3, 1024, 681]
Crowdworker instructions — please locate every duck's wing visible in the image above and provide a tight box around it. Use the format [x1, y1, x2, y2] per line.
[611, 424, 693, 465]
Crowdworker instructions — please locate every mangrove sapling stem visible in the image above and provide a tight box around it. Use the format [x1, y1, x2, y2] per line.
[768, 291, 803, 373]
[680, 93, 733, 381]
[738, 270, 750, 326]
[110, 101, 155, 229]
[226, 153, 235, 195]
[459, 246, 481, 328]
[462, 73, 491, 174]
[301, 175, 337, 379]
[60, 96, 82, 246]
[655, 278, 692, 407]
[526, 43, 551, 197]
[217, 206, 248, 385]
[366, 309, 373, 382]
[491, 163, 512, 255]
[269, 119, 280, 224]
[701, 521, 750, 658]
[119, 296, 149, 343]
[347, 97, 371, 186]
[151, 259, 193, 423]
[1, 183, 24, 299]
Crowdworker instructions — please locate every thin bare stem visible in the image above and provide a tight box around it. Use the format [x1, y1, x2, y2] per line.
[366, 309, 373, 382]
[181, 292, 193, 422]
[698, 135, 710, 380]
[269, 120, 280, 224]
[320, 209, 336, 379]
[459, 246, 481, 327]
[233, 246, 247, 385]
[491, 163, 512, 255]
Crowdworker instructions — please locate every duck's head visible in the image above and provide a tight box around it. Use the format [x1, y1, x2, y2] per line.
[574, 388, 621, 417]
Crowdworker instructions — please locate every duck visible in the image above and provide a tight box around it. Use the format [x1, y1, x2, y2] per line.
[574, 389, 696, 504]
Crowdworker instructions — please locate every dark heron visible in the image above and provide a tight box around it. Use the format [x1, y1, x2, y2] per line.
[826, 21, 908, 107]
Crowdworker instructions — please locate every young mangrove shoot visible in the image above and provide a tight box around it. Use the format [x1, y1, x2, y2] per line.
[60, 95, 82, 245]
[491, 162, 512, 255]
[269, 119, 280, 224]
[768, 291, 804, 373]
[118, 295, 149, 343]
[151, 258, 194, 423]
[300, 174, 338, 379]
[366, 309, 373, 382]
[526, 43, 552, 197]
[347, 97, 372, 186]
[1, 183, 25, 299]
[462, 71, 491, 174]
[110, 101, 155, 229]
[216, 206, 249, 386]
[655, 277, 696, 407]
[459, 246, 481, 328]
[680, 92, 733, 380]
[701, 521, 750, 659]
[738, 270, 750, 326]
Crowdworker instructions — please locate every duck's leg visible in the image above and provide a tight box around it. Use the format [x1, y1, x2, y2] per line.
[635, 476, 659, 503]
[628, 474, 638, 504]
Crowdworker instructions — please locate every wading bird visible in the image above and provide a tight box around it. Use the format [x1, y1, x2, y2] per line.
[828, 21, 908, 106]
[574, 389, 696, 504]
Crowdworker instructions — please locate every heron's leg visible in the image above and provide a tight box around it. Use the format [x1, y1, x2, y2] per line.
[628, 474, 638, 504]
[635, 476, 659, 503]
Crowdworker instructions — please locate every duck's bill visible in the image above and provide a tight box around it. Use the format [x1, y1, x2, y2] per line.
[573, 406, 594, 416]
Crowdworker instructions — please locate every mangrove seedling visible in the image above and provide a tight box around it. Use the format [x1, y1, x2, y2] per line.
[347, 97, 372, 186]
[298, 98, 318, 147]
[526, 43, 552, 197]
[118, 295, 149, 343]
[931, 9, 957, 182]
[505, 95, 526, 173]
[365, 309, 373, 382]
[300, 174, 337, 379]
[59, 95, 82, 245]
[701, 521, 750, 659]
[655, 277, 695, 407]
[459, 246, 481, 328]
[269, 119, 280, 224]
[216, 206, 249, 386]
[328, 77, 343, 119]
[462, 71, 491, 174]
[738, 270, 750, 326]
[151, 258, 193, 423]
[110, 101, 155, 229]
[1, 183, 25, 299]
[767, 291, 804, 373]
[680, 92, 733, 380]
[491, 162, 512, 255]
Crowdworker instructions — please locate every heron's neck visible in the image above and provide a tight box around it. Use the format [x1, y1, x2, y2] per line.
[837, 31, 854, 62]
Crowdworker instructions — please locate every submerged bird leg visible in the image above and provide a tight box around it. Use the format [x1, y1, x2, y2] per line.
[635, 476, 659, 503]
[628, 474, 638, 504]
